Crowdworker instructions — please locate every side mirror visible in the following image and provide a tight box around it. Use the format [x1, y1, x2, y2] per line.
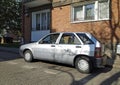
[39, 40, 43, 44]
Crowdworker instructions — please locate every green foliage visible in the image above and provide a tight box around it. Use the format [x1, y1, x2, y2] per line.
[0, 0, 22, 34]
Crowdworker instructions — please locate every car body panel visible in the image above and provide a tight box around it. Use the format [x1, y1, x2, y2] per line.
[19, 32, 103, 68]
[55, 44, 82, 64]
[33, 43, 55, 61]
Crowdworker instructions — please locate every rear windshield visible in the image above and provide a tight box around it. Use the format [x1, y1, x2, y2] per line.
[77, 33, 94, 44]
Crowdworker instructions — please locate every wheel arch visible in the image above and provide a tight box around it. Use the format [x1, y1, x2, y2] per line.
[73, 54, 93, 66]
[23, 48, 34, 62]
[23, 48, 33, 55]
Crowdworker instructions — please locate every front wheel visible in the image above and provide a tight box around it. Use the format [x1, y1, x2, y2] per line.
[75, 57, 92, 73]
[24, 50, 33, 62]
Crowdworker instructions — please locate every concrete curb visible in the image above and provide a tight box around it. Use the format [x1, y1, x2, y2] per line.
[0, 47, 19, 54]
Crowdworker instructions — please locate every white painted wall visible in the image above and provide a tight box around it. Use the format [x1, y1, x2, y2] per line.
[31, 30, 50, 42]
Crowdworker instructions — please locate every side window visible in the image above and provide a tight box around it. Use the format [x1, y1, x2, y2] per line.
[39, 34, 59, 44]
[59, 33, 80, 44]
[77, 33, 94, 44]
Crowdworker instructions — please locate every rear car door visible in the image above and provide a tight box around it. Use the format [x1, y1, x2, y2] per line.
[55, 33, 83, 64]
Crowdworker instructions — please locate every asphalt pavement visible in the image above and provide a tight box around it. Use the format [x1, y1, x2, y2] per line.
[0, 46, 19, 54]
[0, 46, 120, 85]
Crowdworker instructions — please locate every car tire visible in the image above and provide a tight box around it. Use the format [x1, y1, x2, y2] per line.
[75, 57, 92, 73]
[24, 50, 33, 62]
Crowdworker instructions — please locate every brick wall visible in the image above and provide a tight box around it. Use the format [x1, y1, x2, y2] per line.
[52, 0, 120, 43]
[110, 0, 120, 43]
[24, 14, 31, 43]
[23, 0, 120, 43]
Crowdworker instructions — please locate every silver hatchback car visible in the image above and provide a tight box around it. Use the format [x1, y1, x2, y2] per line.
[19, 32, 104, 73]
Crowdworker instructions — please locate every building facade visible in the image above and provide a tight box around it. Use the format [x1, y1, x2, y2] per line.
[22, 0, 120, 44]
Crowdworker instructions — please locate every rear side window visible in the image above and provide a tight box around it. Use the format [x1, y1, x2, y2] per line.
[77, 33, 94, 44]
[59, 33, 81, 44]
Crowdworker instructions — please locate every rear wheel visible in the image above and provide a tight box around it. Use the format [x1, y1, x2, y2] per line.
[24, 50, 33, 62]
[75, 57, 92, 73]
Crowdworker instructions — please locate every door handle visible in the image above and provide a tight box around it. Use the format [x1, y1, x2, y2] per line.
[51, 45, 55, 47]
[76, 46, 81, 48]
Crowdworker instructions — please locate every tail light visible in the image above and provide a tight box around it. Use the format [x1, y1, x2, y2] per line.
[95, 47, 101, 58]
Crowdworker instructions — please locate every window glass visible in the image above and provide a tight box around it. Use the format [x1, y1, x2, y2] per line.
[85, 4, 94, 20]
[40, 34, 59, 44]
[99, 0, 109, 19]
[36, 14, 40, 30]
[74, 6, 83, 21]
[41, 12, 47, 30]
[77, 33, 94, 44]
[60, 33, 80, 44]
[47, 12, 50, 30]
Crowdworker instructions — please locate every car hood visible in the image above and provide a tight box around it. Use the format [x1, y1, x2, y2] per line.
[20, 42, 37, 50]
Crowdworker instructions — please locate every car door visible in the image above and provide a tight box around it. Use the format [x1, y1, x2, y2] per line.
[33, 33, 60, 61]
[55, 33, 83, 64]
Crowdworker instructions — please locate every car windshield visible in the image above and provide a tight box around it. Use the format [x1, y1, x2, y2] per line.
[77, 33, 94, 44]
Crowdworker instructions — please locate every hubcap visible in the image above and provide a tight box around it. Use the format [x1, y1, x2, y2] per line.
[78, 59, 89, 71]
[25, 52, 31, 61]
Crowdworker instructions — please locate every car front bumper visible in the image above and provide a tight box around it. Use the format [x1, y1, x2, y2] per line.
[19, 49, 24, 57]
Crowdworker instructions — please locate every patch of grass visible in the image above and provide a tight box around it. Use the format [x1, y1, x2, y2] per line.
[0, 42, 20, 48]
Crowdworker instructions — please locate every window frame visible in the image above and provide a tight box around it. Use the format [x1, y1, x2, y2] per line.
[32, 9, 50, 31]
[71, 0, 110, 23]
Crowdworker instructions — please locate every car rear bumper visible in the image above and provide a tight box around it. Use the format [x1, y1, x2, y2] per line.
[95, 57, 105, 68]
